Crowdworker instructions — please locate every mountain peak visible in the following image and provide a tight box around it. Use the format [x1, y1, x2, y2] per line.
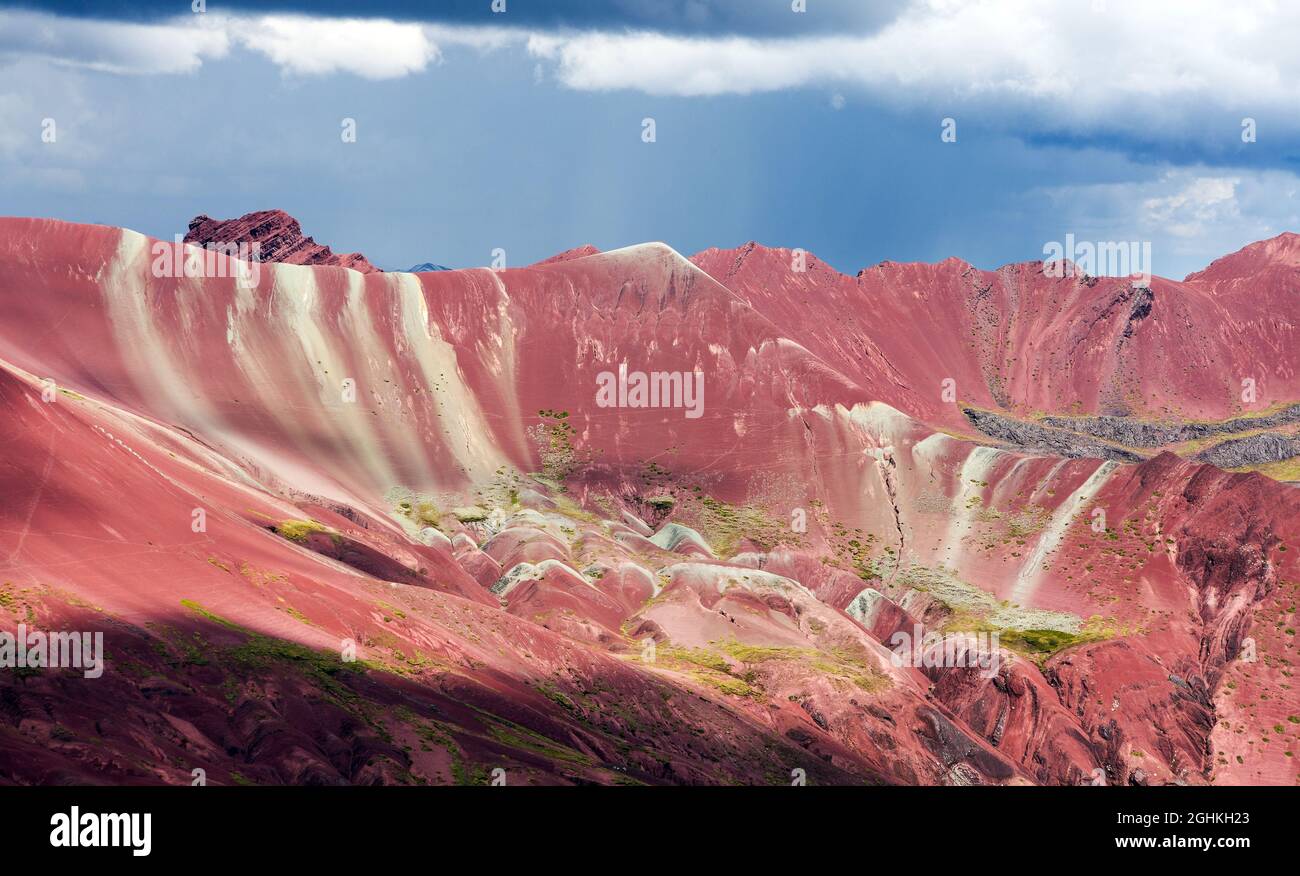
[184, 209, 381, 274]
[535, 244, 601, 265]
[1184, 231, 1300, 284]
[690, 240, 843, 286]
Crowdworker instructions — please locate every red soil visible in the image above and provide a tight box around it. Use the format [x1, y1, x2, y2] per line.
[0, 215, 1296, 786]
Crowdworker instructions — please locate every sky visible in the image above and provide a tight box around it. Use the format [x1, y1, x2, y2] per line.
[2, 0, 1300, 277]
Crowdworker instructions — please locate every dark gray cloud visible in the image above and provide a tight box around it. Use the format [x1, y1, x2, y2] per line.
[4, 0, 907, 35]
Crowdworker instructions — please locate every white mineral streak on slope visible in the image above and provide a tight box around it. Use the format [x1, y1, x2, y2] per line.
[618, 562, 657, 595]
[845, 587, 886, 626]
[621, 510, 653, 536]
[649, 522, 716, 557]
[270, 263, 402, 493]
[219, 264, 374, 501]
[1010, 460, 1119, 605]
[224, 256, 260, 357]
[994, 456, 1034, 506]
[911, 431, 955, 474]
[172, 247, 206, 339]
[1028, 458, 1069, 504]
[796, 404, 906, 570]
[102, 230, 218, 434]
[491, 559, 591, 598]
[393, 272, 505, 483]
[843, 401, 916, 443]
[103, 234, 357, 503]
[480, 270, 532, 464]
[660, 562, 818, 600]
[843, 402, 918, 574]
[338, 272, 436, 487]
[939, 445, 1004, 570]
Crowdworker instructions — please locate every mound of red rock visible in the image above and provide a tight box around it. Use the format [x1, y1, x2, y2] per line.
[185, 209, 381, 273]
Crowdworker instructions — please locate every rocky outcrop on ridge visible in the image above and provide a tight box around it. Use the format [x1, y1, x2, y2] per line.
[185, 209, 381, 273]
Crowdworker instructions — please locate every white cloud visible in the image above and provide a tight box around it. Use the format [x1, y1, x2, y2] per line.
[0, 9, 229, 75]
[4, 1, 1300, 138]
[423, 24, 523, 54]
[230, 16, 440, 80]
[523, 0, 1300, 135]
[0, 11, 444, 80]
[526, 31, 822, 97]
[1035, 168, 1300, 278]
[1143, 177, 1241, 239]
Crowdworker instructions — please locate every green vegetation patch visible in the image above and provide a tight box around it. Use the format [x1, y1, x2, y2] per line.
[274, 519, 327, 543]
[999, 628, 1097, 658]
[486, 719, 593, 766]
[687, 494, 792, 558]
[715, 641, 809, 663]
[660, 645, 732, 674]
[662, 639, 890, 700]
[690, 671, 761, 699]
[178, 599, 370, 704]
[529, 409, 594, 487]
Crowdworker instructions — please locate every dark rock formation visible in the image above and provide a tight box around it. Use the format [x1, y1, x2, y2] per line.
[1194, 432, 1300, 468]
[185, 210, 381, 273]
[1042, 404, 1300, 447]
[962, 408, 1146, 462]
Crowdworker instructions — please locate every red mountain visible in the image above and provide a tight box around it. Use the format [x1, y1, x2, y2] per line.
[692, 238, 1300, 427]
[0, 215, 1296, 786]
[185, 209, 381, 273]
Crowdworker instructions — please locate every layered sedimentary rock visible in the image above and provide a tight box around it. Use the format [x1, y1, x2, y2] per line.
[0, 215, 1296, 786]
[185, 209, 381, 273]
